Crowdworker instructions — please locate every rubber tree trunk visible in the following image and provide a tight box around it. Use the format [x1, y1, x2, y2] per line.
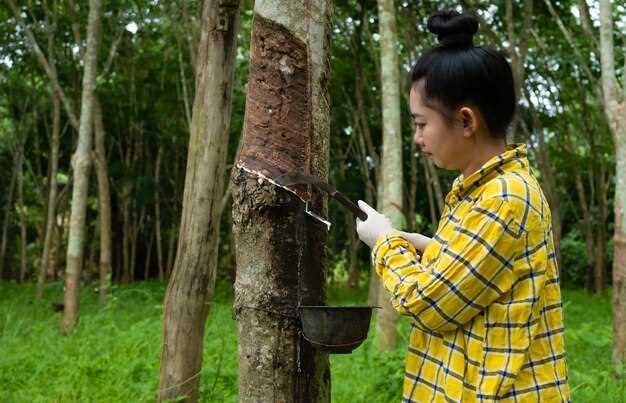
[37, 93, 60, 298]
[60, 0, 101, 334]
[93, 97, 112, 303]
[599, 0, 626, 368]
[375, 0, 403, 352]
[158, 2, 241, 401]
[232, 1, 332, 401]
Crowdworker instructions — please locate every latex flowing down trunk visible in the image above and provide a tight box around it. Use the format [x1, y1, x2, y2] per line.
[158, 2, 241, 401]
[232, 2, 332, 401]
[599, 0, 626, 368]
[60, 0, 101, 334]
[375, 0, 403, 352]
[93, 97, 112, 303]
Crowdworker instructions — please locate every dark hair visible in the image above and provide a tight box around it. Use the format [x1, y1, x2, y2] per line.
[411, 10, 516, 138]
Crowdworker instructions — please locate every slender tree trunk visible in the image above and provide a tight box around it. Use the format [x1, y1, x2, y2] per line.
[505, 0, 533, 143]
[232, 2, 332, 401]
[166, 221, 176, 279]
[422, 156, 437, 229]
[346, 216, 360, 289]
[574, 171, 595, 291]
[17, 140, 27, 282]
[408, 133, 418, 232]
[337, 155, 359, 289]
[532, 109, 563, 269]
[144, 225, 154, 280]
[49, 220, 59, 280]
[155, 146, 164, 281]
[7, 0, 79, 131]
[593, 162, 610, 293]
[0, 145, 21, 279]
[60, 0, 101, 334]
[120, 186, 132, 283]
[93, 97, 112, 303]
[599, 0, 626, 368]
[375, 0, 403, 351]
[37, 92, 61, 298]
[426, 159, 444, 213]
[158, 2, 241, 401]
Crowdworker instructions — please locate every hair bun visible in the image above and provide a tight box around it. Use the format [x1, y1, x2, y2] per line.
[427, 10, 478, 49]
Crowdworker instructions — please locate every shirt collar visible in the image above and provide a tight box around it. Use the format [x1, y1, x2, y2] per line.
[446, 143, 529, 205]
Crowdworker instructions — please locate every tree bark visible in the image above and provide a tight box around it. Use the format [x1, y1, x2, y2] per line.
[599, 0, 626, 368]
[375, 0, 403, 352]
[60, 0, 101, 334]
[232, 2, 332, 401]
[93, 97, 112, 303]
[158, 1, 241, 401]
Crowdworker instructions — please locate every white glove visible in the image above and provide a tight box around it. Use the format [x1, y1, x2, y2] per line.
[356, 200, 394, 248]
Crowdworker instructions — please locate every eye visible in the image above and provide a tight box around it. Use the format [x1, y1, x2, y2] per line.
[415, 122, 426, 130]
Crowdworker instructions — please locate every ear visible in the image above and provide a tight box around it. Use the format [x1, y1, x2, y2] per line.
[458, 106, 477, 137]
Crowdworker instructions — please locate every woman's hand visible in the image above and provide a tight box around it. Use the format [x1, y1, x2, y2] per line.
[355, 200, 394, 248]
[394, 231, 432, 254]
[356, 200, 432, 252]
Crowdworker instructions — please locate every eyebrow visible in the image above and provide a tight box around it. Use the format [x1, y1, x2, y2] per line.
[411, 113, 425, 119]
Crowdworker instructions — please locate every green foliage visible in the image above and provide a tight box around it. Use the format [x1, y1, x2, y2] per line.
[0, 281, 238, 403]
[560, 228, 588, 287]
[1, 281, 624, 402]
[564, 289, 626, 402]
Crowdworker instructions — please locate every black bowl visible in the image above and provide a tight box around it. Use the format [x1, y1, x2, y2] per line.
[298, 306, 379, 354]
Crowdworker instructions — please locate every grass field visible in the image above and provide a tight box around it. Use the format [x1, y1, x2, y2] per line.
[0, 280, 624, 402]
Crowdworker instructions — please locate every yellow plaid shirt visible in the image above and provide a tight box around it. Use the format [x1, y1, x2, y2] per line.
[372, 144, 569, 402]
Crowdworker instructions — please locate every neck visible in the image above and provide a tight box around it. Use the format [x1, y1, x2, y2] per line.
[461, 139, 506, 177]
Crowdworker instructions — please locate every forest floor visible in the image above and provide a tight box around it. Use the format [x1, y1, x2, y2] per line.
[0, 280, 624, 402]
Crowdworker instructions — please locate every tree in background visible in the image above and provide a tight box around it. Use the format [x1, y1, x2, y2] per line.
[60, 0, 101, 334]
[598, 0, 626, 370]
[232, 0, 333, 400]
[375, 0, 403, 351]
[159, 1, 241, 401]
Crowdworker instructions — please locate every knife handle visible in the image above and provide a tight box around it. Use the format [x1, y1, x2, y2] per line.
[333, 191, 368, 221]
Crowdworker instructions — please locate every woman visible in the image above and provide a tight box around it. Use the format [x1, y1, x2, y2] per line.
[356, 10, 570, 403]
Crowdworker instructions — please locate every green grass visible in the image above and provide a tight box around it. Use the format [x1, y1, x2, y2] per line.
[0, 281, 624, 402]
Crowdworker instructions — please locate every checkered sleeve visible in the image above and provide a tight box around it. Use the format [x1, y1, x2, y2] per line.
[372, 197, 524, 332]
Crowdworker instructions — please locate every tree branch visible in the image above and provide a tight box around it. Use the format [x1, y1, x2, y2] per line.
[7, 0, 80, 130]
[543, 0, 596, 85]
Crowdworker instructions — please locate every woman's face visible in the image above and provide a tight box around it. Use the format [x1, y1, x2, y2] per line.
[409, 82, 468, 170]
